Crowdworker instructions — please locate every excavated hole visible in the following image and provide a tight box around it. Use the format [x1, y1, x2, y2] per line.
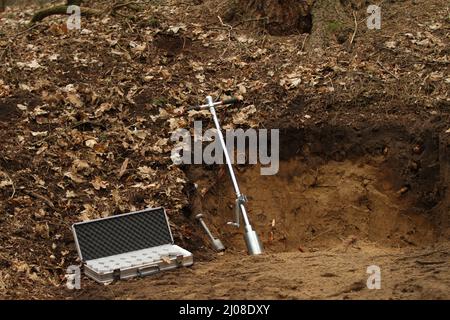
[154, 33, 192, 56]
[189, 125, 447, 253]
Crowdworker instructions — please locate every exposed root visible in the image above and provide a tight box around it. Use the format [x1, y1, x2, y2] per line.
[29, 1, 141, 24]
[30, 5, 103, 23]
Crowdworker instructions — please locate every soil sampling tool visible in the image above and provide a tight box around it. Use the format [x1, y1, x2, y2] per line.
[195, 213, 225, 251]
[190, 96, 263, 255]
[72, 207, 193, 284]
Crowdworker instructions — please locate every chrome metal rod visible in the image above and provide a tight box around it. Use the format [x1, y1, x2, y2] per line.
[207, 96, 250, 228]
[206, 96, 263, 255]
[197, 215, 215, 240]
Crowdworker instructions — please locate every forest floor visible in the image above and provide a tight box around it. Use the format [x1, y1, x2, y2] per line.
[0, 0, 449, 299]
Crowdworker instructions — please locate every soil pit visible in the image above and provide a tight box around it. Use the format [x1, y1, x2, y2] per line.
[189, 125, 447, 254]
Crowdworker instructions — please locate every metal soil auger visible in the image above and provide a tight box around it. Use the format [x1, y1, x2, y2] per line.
[191, 96, 264, 256]
[195, 213, 225, 252]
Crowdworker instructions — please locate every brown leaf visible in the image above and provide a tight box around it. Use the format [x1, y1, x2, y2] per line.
[67, 92, 83, 107]
[91, 176, 108, 190]
[64, 171, 85, 184]
[119, 158, 129, 178]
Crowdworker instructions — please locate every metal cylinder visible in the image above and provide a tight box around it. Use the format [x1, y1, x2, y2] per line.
[244, 229, 264, 255]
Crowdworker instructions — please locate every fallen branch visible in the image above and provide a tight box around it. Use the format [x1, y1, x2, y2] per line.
[30, 0, 145, 24]
[30, 5, 103, 23]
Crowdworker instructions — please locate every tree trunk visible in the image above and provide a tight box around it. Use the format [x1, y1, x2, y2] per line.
[306, 0, 369, 52]
[228, 0, 313, 35]
[0, 0, 6, 13]
[307, 0, 349, 51]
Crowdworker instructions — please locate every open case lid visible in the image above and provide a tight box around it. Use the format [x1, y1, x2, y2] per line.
[72, 207, 173, 262]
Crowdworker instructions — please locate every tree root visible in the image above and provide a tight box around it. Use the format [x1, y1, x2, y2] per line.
[30, 5, 103, 24]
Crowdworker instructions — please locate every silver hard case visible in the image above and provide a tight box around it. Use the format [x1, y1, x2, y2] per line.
[72, 207, 193, 284]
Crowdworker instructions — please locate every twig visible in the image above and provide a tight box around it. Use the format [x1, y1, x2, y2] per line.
[217, 15, 232, 57]
[217, 15, 233, 35]
[299, 34, 309, 52]
[325, 74, 335, 92]
[377, 59, 399, 79]
[350, 10, 358, 46]
[23, 190, 56, 210]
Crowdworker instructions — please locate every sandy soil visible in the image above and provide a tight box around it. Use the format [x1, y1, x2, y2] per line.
[74, 242, 449, 300]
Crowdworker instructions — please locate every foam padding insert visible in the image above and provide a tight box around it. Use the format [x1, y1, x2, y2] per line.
[73, 208, 173, 261]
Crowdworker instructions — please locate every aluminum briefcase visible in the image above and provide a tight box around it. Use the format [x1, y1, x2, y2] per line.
[72, 207, 193, 284]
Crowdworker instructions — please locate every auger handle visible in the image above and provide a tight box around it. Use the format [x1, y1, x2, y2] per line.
[222, 97, 240, 105]
[188, 96, 241, 111]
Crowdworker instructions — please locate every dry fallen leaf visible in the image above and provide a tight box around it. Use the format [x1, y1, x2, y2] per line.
[80, 204, 98, 221]
[67, 92, 83, 107]
[85, 139, 97, 148]
[118, 158, 129, 178]
[91, 176, 108, 190]
[138, 166, 156, 179]
[17, 104, 28, 111]
[64, 171, 85, 184]
[66, 190, 77, 198]
[280, 73, 302, 89]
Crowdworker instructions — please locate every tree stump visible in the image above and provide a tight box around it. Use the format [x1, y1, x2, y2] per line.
[227, 0, 313, 35]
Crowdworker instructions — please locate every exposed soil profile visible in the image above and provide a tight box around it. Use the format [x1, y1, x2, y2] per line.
[204, 158, 437, 251]
[189, 124, 448, 254]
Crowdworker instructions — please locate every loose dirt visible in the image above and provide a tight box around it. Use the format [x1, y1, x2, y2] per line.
[75, 244, 449, 300]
